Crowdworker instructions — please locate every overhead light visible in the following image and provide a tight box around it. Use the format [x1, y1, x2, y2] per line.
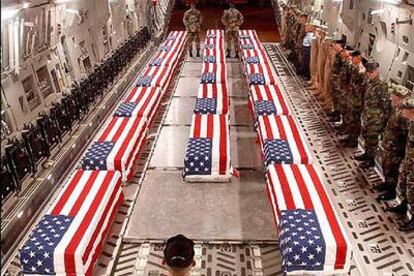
[17, 210, 24, 218]
[22, 3, 30, 9]
[371, 9, 386, 15]
[1, 8, 20, 21]
[381, 0, 401, 4]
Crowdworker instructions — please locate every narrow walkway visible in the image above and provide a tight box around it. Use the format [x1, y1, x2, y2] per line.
[124, 51, 276, 242]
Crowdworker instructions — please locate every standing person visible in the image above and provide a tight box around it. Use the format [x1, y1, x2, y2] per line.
[338, 49, 365, 146]
[355, 61, 391, 168]
[387, 98, 414, 232]
[294, 13, 308, 75]
[280, 4, 289, 44]
[376, 85, 411, 200]
[301, 23, 314, 80]
[183, 3, 203, 57]
[162, 234, 196, 276]
[222, 2, 244, 58]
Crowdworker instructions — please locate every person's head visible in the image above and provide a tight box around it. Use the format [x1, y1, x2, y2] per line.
[399, 98, 414, 121]
[365, 61, 380, 79]
[389, 84, 411, 107]
[299, 13, 308, 24]
[341, 45, 353, 59]
[305, 23, 313, 32]
[333, 39, 345, 52]
[350, 49, 362, 65]
[163, 235, 195, 275]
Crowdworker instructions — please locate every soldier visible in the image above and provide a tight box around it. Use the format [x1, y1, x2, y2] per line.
[280, 5, 289, 44]
[338, 49, 366, 148]
[294, 13, 308, 74]
[221, 2, 244, 58]
[183, 3, 203, 57]
[386, 98, 414, 232]
[326, 39, 346, 122]
[376, 85, 411, 200]
[355, 61, 391, 168]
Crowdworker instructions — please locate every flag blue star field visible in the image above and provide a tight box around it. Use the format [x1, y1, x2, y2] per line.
[248, 73, 265, 85]
[184, 138, 212, 175]
[194, 98, 217, 114]
[160, 45, 171, 51]
[264, 139, 293, 166]
[239, 34, 250, 39]
[201, 72, 216, 84]
[246, 56, 260, 64]
[82, 141, 114, 170]
[203, 55, 217, 63]
[242, 43, 255, 50]
[149, 58, 164, 66]
[21, 215, 73, 275]
[114, 102, 137, 117]
[254, 100, 277, 116]
[279, 209, 326, 272]
[137, 76, 153, 87]
[206, 34, 216, 38]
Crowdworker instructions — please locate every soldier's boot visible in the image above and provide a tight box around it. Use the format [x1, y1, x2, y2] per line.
[374, 181, 395, 192]
[386, 200, 407, 214]
[196, 49, 200, 57]
[359, 159, 375, 169]
[327, 111, 341, 123]
[189, 48, 193, 57]
[326, 110, 338, 117]
[235, 50, 239, 58]
[226, 49, 231, 58]
[377, 190, 397, 201]
[398, 217, 414, 232]
[354, 152, 370, 161]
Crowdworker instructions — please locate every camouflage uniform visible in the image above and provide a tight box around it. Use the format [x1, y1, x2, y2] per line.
[361, 76, 390, 159]
[221, 6, 244, 56]
[284, 11, 296, 51]
[344, 62, 366, 142]
[328, 52, 345, 114]
[397, 120, 414, 218]
[183, 6, 203, 55]
[294, 22, 306, 70]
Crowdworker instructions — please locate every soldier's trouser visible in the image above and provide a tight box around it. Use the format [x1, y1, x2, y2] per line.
[302, 46, 311, 79]
[329, 86, 342, 113]
[187, 32, 200, 51]
[345, 109, 362, 141]
[397, 156, 414, 217]
[382, 135, 407, 186]
[226, 31, 239, 53]
[362, 122, 383, 159]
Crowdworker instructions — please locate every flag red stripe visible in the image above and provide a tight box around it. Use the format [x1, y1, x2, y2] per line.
[263, 116, 274, 140]
[219, 115, 227, 174]
[308, 165, 347, 269]
[51, 170, 84, 215]
[98, 118, 117, 142]
[64, 171, 115, 274]
[264, 62, 275, 83]
[266, 175, 281, 227]
[274, 117, 287, 140]
[193, 115, 201, 138]
[207, 115, 214, 138]
[287, 116, 309, 163]
[202, 84, 208, 97]
[111, 118, 129, 142]
[275, 165, 296, 209]
[124, 122, 147, 170]
[68, 171, 99, 217]
[125, 87, 139, 102]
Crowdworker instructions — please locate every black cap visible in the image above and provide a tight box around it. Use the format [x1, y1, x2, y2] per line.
[365, 61, 380, 72]
[362, 57, 369, 66]
[350, 50, 361, 57]
[333, 38, 346, 45]
[344, 45, 354, 51]
[164, 234, 195, 268]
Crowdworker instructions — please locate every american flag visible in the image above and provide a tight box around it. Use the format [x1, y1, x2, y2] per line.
[248, 73, 266, 85]
[159, 44, 172, 52]
[246, 63, 276, 85]
[239, 30, 260, 41]
[242, 49, 270, 64]
[203, 39, 226, 62]
[203, 55, 217, 63]
[239, 35, 263, 50]
[246, 56, 260, 64]
[137, 65, 172, 88]
[264, 139, 293, 166]
[149, 58, 163, 66]
[197, 84, 229, 114]
[257, 115, 312, 164]
[254, 100, 277, 116]
[119, 86, 162, 123]
[194, 98, 217, 114]
[202, 63, 227, 84]
[184, 138, 212, 175]
[241, 43, 255, 50]
[152, 31, 186, 67]
[81, 116, 147, 181]
[266, 164, 352, 274]
[200, 72, 216, 84]
[20, 170, 123, 275]
[249, 85, 290, 117]
[185, 114, 231, 181]
[206, 29, 224, 38]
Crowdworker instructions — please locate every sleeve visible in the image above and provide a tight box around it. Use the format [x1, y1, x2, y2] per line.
[183, 11, 189, 27]
[221, 12, 227, 26]
[238, 11, 244, 25]
[381, 83, 392, 124]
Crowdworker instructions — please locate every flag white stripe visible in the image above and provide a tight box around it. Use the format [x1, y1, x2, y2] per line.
[211, 116, 221, 175]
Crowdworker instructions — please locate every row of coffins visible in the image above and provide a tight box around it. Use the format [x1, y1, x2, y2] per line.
[183, 30, 233, 182]
[0, 28, 151, 204]
[18, 31, 187, 275]
[239, 30, 352, 275]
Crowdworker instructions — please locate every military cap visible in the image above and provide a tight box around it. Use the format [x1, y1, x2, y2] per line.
[344, 45, 354, 51]
[365, 61, 379, 72]
[351, 49, 361, 56]
[319, 25, 329, 32]
[389, 84, 411, 98]
[399, 98, 414, 110]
